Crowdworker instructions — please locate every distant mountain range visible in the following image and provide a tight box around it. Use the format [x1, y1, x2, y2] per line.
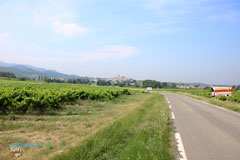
[0, 61, 82, 79]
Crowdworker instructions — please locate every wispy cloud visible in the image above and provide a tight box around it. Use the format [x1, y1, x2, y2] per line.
[144, 0, 214, 11]
[142, 0, 194, 34]
[144, 0, 189, 15]
[52, 21, 90, 37]
[144, 0, 186, 10]
[33, 11, 75, 27]
[207, 11, 240, 22]
[0, 43, 140, 65]
[80, 45, 140, 62]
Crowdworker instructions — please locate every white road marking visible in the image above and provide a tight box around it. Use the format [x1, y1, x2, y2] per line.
[171, 112, 175, 119]
[190, 97, 231, 112]
[202, 101, 209, 105]
[169, 105, 172, 109]
[214, 105, 227, 111]
[166, 97, 170, 104]
[181, 95, 235, 114]
[175, 133, 188, 160]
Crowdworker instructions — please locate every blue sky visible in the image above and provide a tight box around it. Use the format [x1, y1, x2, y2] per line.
[0, 0, 239, 85]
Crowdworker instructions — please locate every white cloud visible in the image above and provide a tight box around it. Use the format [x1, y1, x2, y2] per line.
[52, 21, 90, 37]
[80, 45, 140, 62]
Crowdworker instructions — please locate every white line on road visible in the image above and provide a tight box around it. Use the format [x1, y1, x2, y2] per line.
[175, 133, 188, 160]
[169, 105, 172, 109]
[191, 97, 230, 112]
[166, 97, 170, 104]
[171, 112, 175, 119]
[214, 105, 227, 111]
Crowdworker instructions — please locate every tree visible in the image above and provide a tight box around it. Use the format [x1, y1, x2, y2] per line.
[19, 77, 26, 81]
[142, 80, 176, 89]
[142, 80, 162, 88]
[162, 82, 167, 88]
[44, 77, 51, 83]
[97, 80, 111, 86]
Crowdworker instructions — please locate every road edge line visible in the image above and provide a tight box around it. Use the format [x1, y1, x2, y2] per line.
[175, 93, 239, 115]
[171, 112, 175, 119]
[175, 133, 187, 160]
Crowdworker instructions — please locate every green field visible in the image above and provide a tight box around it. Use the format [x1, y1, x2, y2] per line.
[0, 79, 175, 160]
[0, 79, 130, 115]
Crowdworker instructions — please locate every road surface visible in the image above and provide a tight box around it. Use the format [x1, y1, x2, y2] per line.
[162, 92, 240, 160]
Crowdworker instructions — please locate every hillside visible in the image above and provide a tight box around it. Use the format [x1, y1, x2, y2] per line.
[0, 61, 81, 79]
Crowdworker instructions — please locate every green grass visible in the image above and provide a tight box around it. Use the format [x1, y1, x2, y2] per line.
[52, 93, 173, 160]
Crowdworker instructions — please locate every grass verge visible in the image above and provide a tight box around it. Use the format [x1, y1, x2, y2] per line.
[52, 93, 173, 160]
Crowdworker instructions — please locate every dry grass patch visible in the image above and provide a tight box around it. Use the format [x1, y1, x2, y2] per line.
[0, 92, 151, 160]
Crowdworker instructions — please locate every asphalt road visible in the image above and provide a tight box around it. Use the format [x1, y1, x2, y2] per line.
[162, 92, 240, 160]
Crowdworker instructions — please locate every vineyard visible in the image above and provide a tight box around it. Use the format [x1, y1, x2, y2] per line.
[164, 89, 240, 103]
[0, 80, 130, 114]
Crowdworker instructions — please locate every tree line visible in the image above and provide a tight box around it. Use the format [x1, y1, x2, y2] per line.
[44, 77, 91, 84]
[96, 79, 176, 89]
[142, 80, 176, 88]
[0, 71, 16, 78]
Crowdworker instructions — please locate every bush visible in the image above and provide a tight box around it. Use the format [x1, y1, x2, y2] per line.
[217, 96, 227, 101]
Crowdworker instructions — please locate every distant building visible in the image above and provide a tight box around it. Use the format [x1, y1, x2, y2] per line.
[176, 85, 191, 89]
[107, 75, 133, 83]
[197, 86, 205, 90]
[211, 87, 234, 97]
[176, 85, 186, 89]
